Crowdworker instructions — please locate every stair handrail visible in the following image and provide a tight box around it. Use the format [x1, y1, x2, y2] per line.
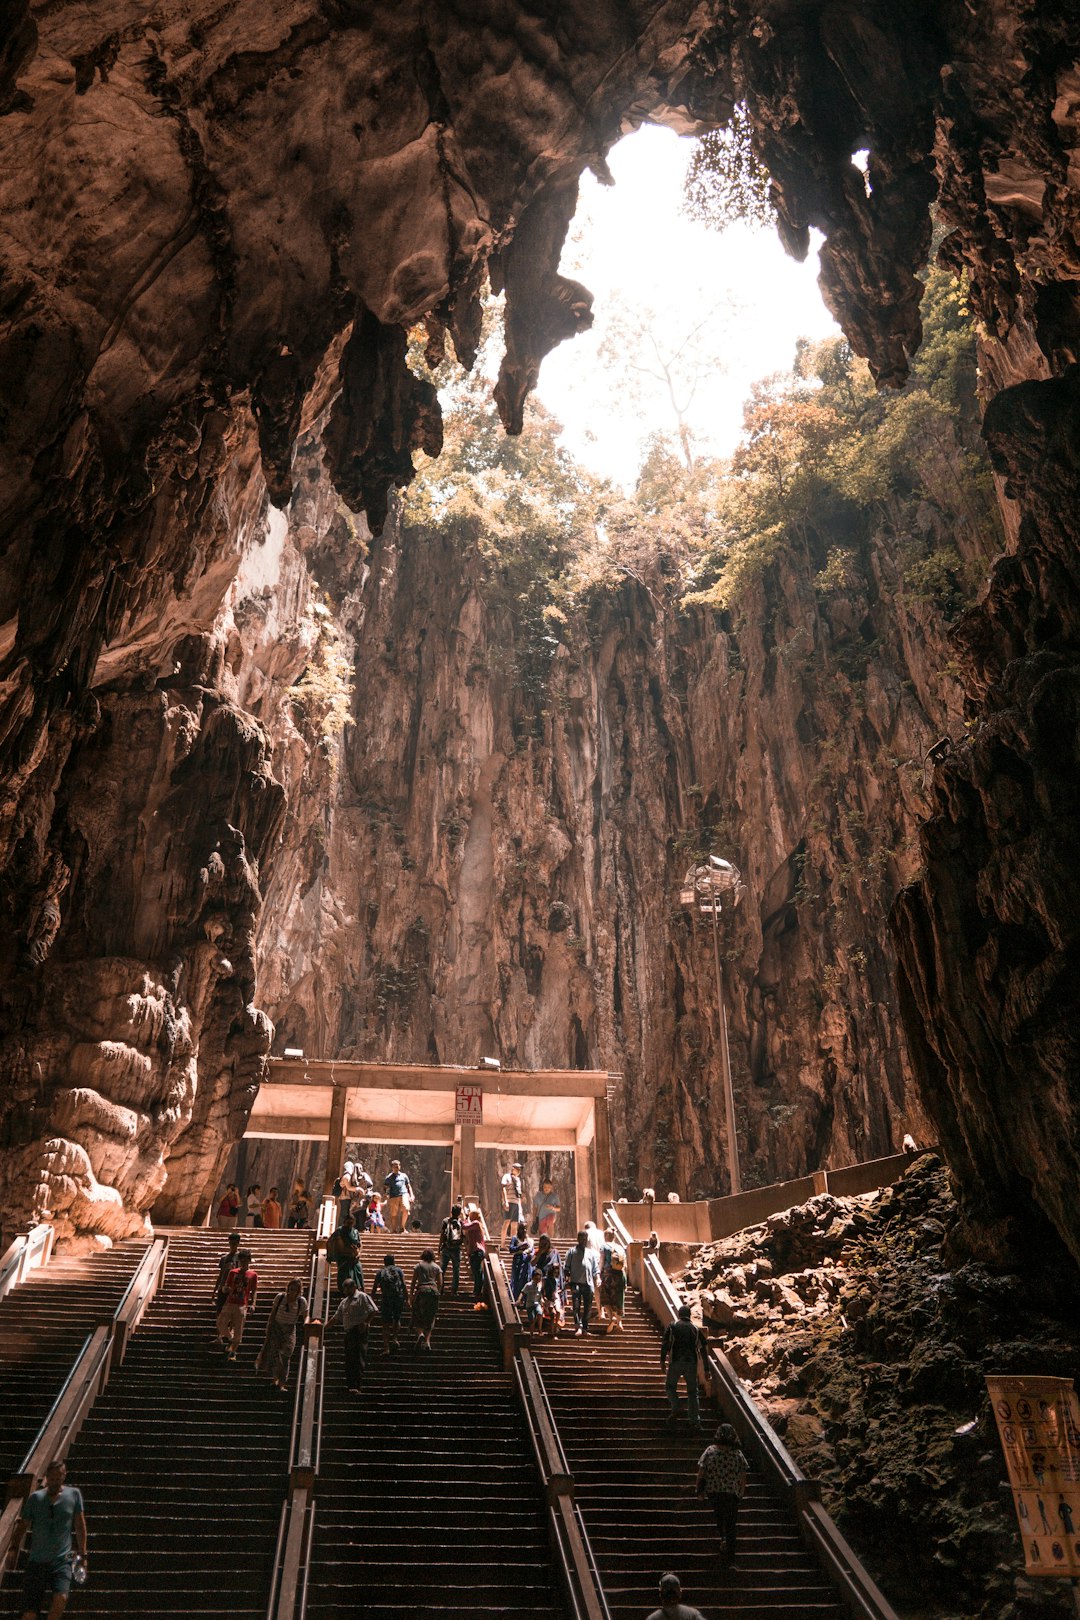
[271, 1235, 323, 1620]
[0, 1223, 55, 1301]
[485, 1252, 611, 1620]
[632, 1242, 900, 1620]
[110, 1238, 169, 1368]
[550, 1493, 614, 1620]
[0, 1323, 114, 1585]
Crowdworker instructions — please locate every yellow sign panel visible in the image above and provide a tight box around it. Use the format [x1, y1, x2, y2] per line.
[986, 1374, 1080, 1578]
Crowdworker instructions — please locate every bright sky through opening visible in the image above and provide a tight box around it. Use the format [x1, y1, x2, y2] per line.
[537, 125, 842, 490]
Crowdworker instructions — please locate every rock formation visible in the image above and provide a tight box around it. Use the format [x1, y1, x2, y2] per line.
[678, 1155, 1080, 1619]
[0, 1, 1078, 1266]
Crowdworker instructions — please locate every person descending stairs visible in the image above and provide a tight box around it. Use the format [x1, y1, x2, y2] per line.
[0, 1238, 151, 1482]
[1, 1227, 312, 1619]
[532, 1283, 845, 1620]
[305, 1230, 561, 1620]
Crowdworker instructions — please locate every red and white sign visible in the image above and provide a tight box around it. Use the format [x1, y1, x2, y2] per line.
[455, 1084, 483, 1126]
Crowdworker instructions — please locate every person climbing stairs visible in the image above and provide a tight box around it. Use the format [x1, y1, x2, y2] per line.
[304, 1231, 561, 1620]
[0, 1237, 151, 1483]
[532, 1285, 845, 1620]
[1, 1227, 311, 1619]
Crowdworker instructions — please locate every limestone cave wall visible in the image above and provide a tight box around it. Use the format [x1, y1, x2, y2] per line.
[0, 0, 1079, 1263]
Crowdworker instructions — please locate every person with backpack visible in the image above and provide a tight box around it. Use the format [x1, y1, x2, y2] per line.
[327, 1211, 364, 1294]
[214, 1248, 258, 1360]
[508, 1222, 533, 1300]
[287, 1181, 310, 1230]
[463, 1206, 487, 1306]
[372, 1253, 407, 1354]
[217, 1183, 241, 1229]
[329, 1279, 379, 1394]
[256, 1276, 308, 1391]
[383, 1160, 414, 1233]
[600, 1240, 627, 1332]
[211, 1231, 242, 1313]
[696, 1423, 750, 1569]
[566, 1230, 601, 1336]
[439, 1205, 465, 1295]
[410, 1249, 443, 1350]
[661, 1304, 707, 1429]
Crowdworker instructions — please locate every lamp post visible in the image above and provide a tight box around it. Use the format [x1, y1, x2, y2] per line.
[680, 855, 746, 1196]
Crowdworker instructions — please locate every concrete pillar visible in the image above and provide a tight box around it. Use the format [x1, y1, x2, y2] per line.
[324, 1084, 348, 1196]
[450, 1125, 461, 1208]
[592, 1094, 614, 1209]
[575, 1141, 594, 1231]
[459, 1125, 477, 1209]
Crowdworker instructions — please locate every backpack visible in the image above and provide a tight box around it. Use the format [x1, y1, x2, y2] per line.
[444, 1218, 463, 1248]
[332, 1177, 343, 1198]
[611, 1250, 625, 1271]
[379, 1267, 406, 1309]
[327, 1228, 359, 1264]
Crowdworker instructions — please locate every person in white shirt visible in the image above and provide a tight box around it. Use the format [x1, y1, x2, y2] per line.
[500, 1162, 524, 1243]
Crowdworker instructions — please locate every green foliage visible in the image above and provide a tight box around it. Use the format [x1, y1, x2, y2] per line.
[683, 105, 776, 233]
[687, 265, 1003, 615]
[288, 608, 354, 750]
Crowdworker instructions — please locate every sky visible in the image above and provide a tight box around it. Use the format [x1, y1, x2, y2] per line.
[534, 124, 841, 490]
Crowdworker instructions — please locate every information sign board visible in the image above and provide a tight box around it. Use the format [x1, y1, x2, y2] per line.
[987, 1374, 1080, 1577]
[455, 1084, 483, 1126]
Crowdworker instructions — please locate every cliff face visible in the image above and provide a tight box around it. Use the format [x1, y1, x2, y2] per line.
[1, 0, 1080, 1259]
[254, 487, 970, 1203]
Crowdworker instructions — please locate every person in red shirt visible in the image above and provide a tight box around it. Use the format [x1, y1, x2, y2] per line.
[463, 1207, 487, 1308]
[216, 1184, 240, 1229]
[213, 1249, 258, 1361]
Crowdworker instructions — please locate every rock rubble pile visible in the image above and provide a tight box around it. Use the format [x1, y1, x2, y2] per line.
[679, 1155, 1080, 1620]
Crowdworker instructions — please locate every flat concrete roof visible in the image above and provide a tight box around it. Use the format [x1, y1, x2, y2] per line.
[245, 1058, 611, 1148]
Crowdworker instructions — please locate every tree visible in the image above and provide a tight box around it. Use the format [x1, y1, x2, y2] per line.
[683, 105, 776, 233]
[596, 293, 739, 472]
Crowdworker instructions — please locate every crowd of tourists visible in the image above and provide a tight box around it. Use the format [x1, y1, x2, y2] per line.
[7, 1175, 749, 1620]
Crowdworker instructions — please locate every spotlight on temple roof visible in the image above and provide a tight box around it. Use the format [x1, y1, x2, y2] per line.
[478, 1057, 502, 1071]
[283, 1047, 305, 1058]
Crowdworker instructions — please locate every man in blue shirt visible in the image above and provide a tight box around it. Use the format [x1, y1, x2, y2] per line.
[382, 1160, 414, 1233]
[11, 1459, 87, 1618]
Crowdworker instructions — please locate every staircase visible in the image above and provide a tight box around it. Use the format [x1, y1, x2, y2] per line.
[2, 1228, 312, 1619]
[0, 1238, 151, 1481]
[532, 1286, 845, 1620]
[305, 1231, 561, 1620]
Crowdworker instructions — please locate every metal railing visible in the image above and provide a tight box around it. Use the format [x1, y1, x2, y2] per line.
[610, 1205, 900, 1620]
[0, 1223, 55, 1301]
[0, 1235, 169, 1587]
[485, 1251, 612, 1620]
[267, 1232, 325, 1620]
